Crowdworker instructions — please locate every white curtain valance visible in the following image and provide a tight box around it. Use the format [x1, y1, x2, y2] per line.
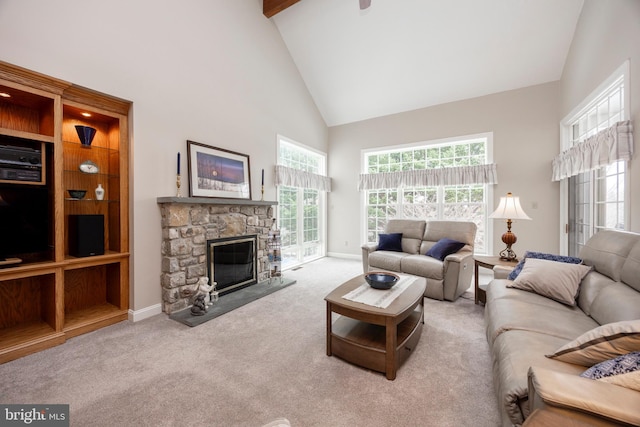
[274, 165, 332, 192]
[357, 163, 498, 191]
[552, 120, 634, 181]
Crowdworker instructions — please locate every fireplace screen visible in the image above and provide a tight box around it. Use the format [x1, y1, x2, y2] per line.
[207, 235, 257, 295]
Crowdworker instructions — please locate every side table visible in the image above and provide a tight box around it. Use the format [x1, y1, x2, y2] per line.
[474, 255, 518, 305]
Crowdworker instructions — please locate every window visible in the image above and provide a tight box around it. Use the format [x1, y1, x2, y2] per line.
[561, 62, 629, 256]
[363, 135, 492, 253]
[277, 136, 327, 269]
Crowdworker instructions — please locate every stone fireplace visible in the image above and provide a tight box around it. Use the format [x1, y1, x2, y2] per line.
[157, 197, 277, 314]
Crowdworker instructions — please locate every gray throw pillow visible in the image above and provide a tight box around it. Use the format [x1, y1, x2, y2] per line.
[508, 251, 583, 281]
[507, 258, 591, 306]
[547, 320, 640, 366]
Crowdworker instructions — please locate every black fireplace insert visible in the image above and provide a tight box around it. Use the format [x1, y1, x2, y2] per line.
[207, 235, 257, 295]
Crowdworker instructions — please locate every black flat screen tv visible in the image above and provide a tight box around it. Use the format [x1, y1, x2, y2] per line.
[0, 185, 50, 261]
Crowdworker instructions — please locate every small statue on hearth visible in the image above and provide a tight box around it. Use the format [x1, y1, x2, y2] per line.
[190, 294, 207, 316]
[197, 277, 217, 307]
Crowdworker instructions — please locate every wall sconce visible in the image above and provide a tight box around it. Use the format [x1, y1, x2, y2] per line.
[489, 192, 531, 261]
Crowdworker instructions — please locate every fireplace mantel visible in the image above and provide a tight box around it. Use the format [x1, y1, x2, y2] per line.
[157, 196, 278, 206]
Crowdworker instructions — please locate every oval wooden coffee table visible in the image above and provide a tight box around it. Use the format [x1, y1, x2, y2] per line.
[325, 274, 426, 380]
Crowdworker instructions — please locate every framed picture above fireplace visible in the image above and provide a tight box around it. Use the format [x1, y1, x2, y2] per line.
[187, 140, 251, 199]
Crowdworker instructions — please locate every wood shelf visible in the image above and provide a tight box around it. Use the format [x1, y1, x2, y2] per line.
[0, 321, 59, 351]
[0, 127, 54, 143]
[0, 60, 130, 363]
[331, 309, 423, 352]
[64, 303, 127, 338]
[330, 307, 423, 375]
[0, 322, 65, 364]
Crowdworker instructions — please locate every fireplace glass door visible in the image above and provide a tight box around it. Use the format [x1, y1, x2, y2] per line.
[207, 235, 257, 295]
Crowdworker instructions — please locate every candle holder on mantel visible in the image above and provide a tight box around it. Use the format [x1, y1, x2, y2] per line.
[261, 185, 264, 201]
[176, 174, 182, 197]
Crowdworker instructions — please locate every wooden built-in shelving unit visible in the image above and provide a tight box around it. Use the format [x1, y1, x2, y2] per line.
[0, 61, 130, 363]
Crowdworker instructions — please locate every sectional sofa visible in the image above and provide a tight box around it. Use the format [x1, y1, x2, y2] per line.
[485, 230, 640, 426]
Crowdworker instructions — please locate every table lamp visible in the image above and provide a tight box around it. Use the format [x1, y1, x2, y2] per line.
[489, 192, 531, 261]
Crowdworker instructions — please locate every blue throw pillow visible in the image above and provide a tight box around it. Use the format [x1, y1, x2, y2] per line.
[580, 351, 640, 380]
[377, 233, 403, 252]
[425, 238, 465, 261]
[508, 251, 583, 281]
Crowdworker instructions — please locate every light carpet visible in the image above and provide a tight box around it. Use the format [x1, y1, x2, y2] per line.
[0, 257, 500, 426]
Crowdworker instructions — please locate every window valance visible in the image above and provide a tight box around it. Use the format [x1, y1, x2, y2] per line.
[275, 165, 332, 192]
[357, 163, 498, 191]
[552, 120, 634, 181]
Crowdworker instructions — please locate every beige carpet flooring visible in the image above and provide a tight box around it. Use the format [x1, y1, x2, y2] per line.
[0, 257, 500, 426]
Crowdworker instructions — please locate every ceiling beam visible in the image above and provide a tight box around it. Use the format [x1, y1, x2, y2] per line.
[263, 0, 301, 18]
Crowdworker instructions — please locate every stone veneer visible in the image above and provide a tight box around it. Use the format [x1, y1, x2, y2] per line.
[157, 197, 277, 314]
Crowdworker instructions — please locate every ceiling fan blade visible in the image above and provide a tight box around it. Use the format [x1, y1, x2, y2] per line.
[359, 0, 371, 10]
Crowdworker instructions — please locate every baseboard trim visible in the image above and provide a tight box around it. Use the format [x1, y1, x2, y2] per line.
[128, 304, 163, 322]
[327, 252, 361, 261]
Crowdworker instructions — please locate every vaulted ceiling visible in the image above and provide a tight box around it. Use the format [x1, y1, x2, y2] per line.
[265, 0, 585, 127]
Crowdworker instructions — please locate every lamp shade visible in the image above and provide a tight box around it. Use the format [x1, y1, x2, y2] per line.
[489, 192, 531, 220]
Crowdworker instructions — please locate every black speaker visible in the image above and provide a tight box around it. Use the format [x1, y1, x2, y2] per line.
[68, 214, 104, 257]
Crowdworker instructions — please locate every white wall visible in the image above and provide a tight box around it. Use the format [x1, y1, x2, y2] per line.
[328, 0, 640, 260]
[560, 0, 640, 232]
[0, 0, 327, 313]
[328, 82, 561, 257]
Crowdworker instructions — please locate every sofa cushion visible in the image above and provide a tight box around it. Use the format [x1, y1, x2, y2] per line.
[425, 238, 465, 261]
[400, 254, 445, 280]
[486, 279, 570, 310]
[507, 258, 592, 306]
[579, 229, 639, 282]
[420, 221, 476, 254]
[547, 320, 640, 367]
[577, 270, 617, 316]
[384, 219, 425, 254]
[621, 240, 640, 292]
[589, 281, 640, 325]
[377, 233, 403, 252]
[485, 282, 598, 345]
[490, 330, 585, 426]
[507, 251, 583, 281]
[367, 251, 408, 272]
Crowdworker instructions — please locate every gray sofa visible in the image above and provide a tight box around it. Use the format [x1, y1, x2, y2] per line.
[485, 230, 640, 427]
[361, 219, 477, 301]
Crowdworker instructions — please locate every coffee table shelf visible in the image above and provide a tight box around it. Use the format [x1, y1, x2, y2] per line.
[325, 274, 426, 380]
[330, 308, 423, 375]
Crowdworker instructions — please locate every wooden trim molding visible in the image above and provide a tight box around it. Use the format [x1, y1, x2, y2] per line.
[263, 0, 301, 18]
[0, 61, 70, 95]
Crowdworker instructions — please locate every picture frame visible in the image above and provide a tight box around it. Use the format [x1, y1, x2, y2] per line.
[187, 140, 251, 199]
